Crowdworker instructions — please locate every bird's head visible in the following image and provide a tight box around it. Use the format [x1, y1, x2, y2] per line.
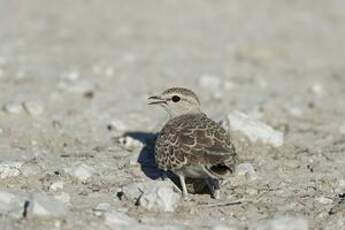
[148, 87, 201, 118]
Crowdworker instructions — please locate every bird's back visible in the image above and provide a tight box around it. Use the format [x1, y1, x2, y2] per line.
[154, 113, 237, 177]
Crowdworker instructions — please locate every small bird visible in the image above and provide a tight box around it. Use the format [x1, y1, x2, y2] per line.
[148, 87, 237, 199]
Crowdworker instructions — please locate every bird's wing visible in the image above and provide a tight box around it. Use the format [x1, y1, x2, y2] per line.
[170, 113, 237, 166]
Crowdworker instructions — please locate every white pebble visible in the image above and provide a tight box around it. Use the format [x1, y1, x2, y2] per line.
[49, 181, 64, 192]
[31, 192, 68, 217]
[310, 82, 325, 97]
[228, 111, 284, 147]
[139, 181, 181, 212]
[117, 136, 143, 150]
[93, 202, 111, 216]
[60, 70, 80, 81]
[120, 182, 145, 201]
[0, 161, 24, 179]
[255, 215, 308, 230]
[236, 163, 257, 180]
[105, 66, 114, 77]
[2, 102, 24, 114]
[66, 163, 97, 182]
[23, 101, 44, 116]
[316, 196, 333, 205]
[108, 119, 127, 132]
[0, 191, 25, 218]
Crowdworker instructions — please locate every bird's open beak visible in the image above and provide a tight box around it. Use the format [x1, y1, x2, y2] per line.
[148, 96, 167, 105]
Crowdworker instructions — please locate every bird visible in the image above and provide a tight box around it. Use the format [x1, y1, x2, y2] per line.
[148, 87, 237, 200]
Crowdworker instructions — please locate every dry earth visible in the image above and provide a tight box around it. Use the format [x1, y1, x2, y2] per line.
[1, 0, 345, 229]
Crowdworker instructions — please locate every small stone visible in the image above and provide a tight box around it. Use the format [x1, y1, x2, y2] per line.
[117, 136, 143, 151]
[49, 181, 64, 191]
[236, 163, 257, 180]
[0, 161, 24, 179]
[93, 202, 111, 216]
[255, 215, 308, 230]
[119, 182, 145, 201]
[108, 119, 127, 133]
[60, 70, 80, 81]
[31, 192, 68, 217]
[66, 163, 97, 182]
[139, 181, 181, 212]
[2, 102, 24, 114]
[0, 191, 26, 218]
[310, 82, 325, 97]
[20, 162, 41, 177]
[287, 106, 303, 117]
[0, 128, 3, 134]
[105, 66, 114, 77]
[316, 196, 333, 205]
[22, 101, 44, 116]
[228, 111, 284, 147]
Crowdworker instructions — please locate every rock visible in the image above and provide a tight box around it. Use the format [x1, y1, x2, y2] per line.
[2, 102, 23, 114]
[116, 136, 144, 151]
[310, 82, 325, 97]
[107, 119, 127, 133]
[30, 192, 68, 217]
[65, 163, 97, 182]
[49, 181, 64, 192]
[58, 70, 95, 94]
[22, 101, 44, 116]
[119, 181, 181, 212]
[316, 196, 333, 205]
[93, 202, 111, 216]
[236, 163, 257, 180]
[0, 161, 24, 179]
[20, 161, 41, 177]
[228, 111, 284, 147]
[139, 181, 181, 212]
[254, 215, 308, 230]
[119, 182, 145, 201]
[0, 191, 26, 218]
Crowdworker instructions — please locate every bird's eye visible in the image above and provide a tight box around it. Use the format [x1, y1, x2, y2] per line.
[171, 95, 181, 103]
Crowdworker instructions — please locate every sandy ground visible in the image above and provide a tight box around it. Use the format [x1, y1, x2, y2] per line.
[1, 0, 345, 229]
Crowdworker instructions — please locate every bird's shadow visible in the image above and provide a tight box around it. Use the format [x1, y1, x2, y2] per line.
[124, 131, 176, 181]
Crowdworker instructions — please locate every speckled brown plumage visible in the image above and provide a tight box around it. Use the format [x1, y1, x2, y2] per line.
[154, 113, 237, 178]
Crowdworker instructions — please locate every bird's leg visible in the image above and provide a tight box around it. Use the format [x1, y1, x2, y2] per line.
[206, 178, 220, 199]
[161, 170, 168, 181]
[178, 174, 189, 200]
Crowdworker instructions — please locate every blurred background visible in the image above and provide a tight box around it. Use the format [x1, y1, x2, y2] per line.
[1, 1, 345, 229]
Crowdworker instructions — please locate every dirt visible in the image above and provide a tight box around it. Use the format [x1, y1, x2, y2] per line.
[1, 0, 345, 229]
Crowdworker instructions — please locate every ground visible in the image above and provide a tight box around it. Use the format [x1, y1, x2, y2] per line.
[1, 0, 345, 229]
